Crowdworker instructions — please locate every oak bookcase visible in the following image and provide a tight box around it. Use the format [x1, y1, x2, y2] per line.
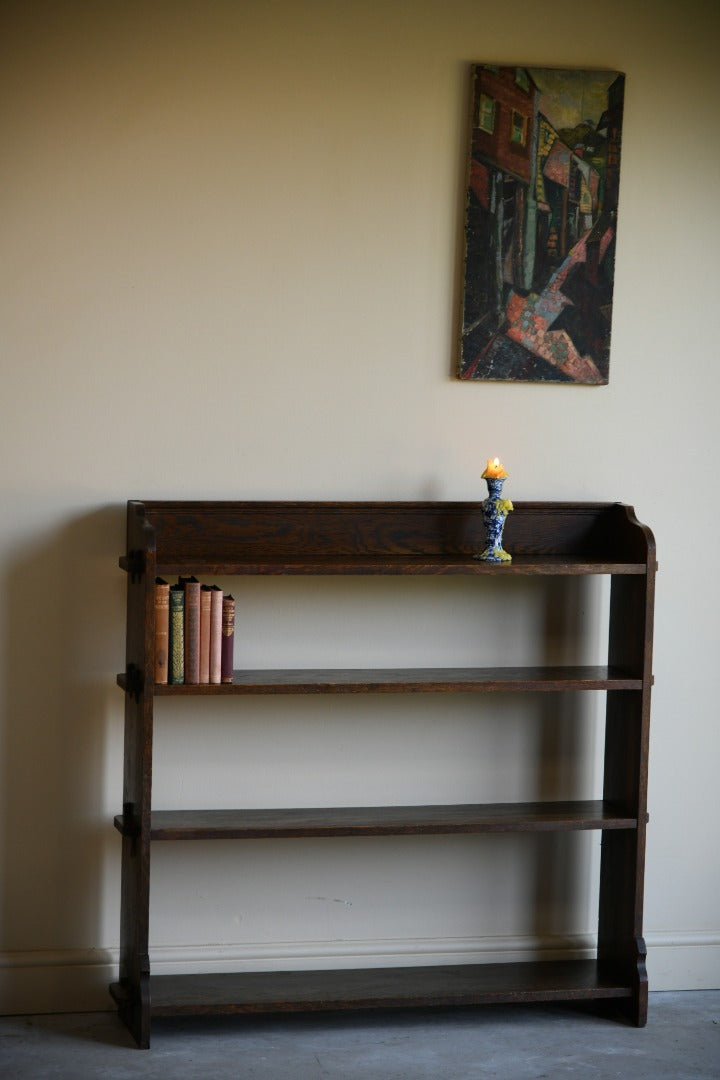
[111, 500, 656, 1047]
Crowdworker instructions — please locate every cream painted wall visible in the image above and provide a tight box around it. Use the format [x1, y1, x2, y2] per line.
[1, 0, 718, 1013]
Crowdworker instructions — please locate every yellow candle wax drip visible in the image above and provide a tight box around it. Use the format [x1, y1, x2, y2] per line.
[482, 457, 508, 479]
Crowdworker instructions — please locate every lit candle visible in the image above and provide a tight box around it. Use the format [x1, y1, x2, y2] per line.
[482, 457, 508, 479]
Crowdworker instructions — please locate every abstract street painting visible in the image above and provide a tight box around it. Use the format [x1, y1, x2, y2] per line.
[458, 66, 624, 384]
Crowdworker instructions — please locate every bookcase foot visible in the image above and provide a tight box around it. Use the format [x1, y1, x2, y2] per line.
[600, 938, 647, 1027]
[630, 937, 649, 1027]
[109, 975, 151, 1049]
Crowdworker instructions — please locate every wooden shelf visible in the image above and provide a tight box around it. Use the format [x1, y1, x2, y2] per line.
[109, 960, 632, 1018]
[118, 500, 656, 576]
[137, 554, 648, 577]
[114, 800, 637, 841]
[143, 665, 643, 695]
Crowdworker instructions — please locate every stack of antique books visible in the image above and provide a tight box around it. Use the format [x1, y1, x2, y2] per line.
[154, 577, 234, 685]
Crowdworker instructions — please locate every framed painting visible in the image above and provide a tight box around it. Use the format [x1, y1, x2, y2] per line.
[457, 65, 625, 384]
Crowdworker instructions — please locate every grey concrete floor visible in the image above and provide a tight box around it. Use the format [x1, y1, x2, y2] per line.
[0, 993, 718, 1079]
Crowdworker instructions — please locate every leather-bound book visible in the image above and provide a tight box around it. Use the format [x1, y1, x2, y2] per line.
[209, 585, 223, 684]
[181, 576, 200, 685]
[199, 585, 212, 683]
[169, 584, 185, 685]
[221, 595, 235, 684]
[154, 578, 170, 684]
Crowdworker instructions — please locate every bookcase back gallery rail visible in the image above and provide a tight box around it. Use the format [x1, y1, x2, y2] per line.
[121, 500, 654, 571]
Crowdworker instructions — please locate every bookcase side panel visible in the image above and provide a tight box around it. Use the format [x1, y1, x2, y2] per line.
[116, 504, 156, 1047]
[598, 564, 655, 1027]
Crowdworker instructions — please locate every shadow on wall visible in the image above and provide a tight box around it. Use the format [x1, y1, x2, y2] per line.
[533, 576, 601, 954]
[0, 505, 125, 1011]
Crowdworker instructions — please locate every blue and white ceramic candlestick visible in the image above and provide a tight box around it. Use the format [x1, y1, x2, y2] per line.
[476, 459, 513, 563]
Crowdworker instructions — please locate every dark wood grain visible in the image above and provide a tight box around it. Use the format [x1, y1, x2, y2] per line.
[147, 666, 642, 695]
[125, 500, 650, 573]
[151, 554, 646, 576]
[112, 800, 636, 841]
[111, 960, 632, 1018]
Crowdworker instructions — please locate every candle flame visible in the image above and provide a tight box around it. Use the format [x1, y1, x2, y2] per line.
[482, 456, 508, 479]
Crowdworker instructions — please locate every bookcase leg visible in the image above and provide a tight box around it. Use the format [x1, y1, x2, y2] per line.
[631, 935, 649, 1027]
[609, 936, 647, 1027]
[112, 971, 151, 1048]
[598, 823, 648, 1027]
[116, 834, 151, 1046]
[116, 802, 152, 1046]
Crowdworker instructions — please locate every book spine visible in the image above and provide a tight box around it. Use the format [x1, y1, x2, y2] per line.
[169, 584, 185, 685]
[221, 594, 235, 684]
[182, 577, 201, 685]
[154, 578, 170, 684]
[199, 585, 212, 683]
[209, 585, 223, 685]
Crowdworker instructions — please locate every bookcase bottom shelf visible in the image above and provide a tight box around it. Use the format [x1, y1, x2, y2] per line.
[110, 959, 634, 1021]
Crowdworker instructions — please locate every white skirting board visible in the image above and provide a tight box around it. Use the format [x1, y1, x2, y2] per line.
[1, 932, 718, 1015]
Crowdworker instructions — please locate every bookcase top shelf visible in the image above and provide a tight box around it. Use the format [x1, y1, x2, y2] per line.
[120, 500, 655, 576]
